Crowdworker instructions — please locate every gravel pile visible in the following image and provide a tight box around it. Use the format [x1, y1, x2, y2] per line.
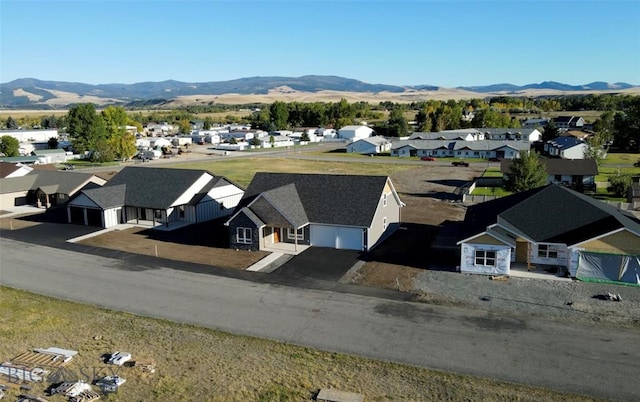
[411, 270, 640, 329]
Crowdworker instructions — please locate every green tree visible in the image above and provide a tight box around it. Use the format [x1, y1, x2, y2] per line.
[249, 137, 261, 146]
[607, 171, 632, 197]
[270, 101, 289, 129]
[178, 119, 192, 134]
[541, 121, 560, 142]
[269, 134, 275, 148]
[67, 103, 106, 154]
[5, 116, 18, 129]
[386, 109, 408, 137]
[229, 137, 237, 145]
[101, 106, 136, 160]
[300, 131, 310, 142]
[47, 137, 59, 149]
[203, 117, 212, 130]
[0, 135, 20, 157]
[613, 97, 640, 151]
[583, 132, 607, 165]
[504, 151, 547, 193]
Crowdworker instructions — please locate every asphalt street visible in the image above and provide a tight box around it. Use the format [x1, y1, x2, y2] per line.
[1, 237, 639, 401]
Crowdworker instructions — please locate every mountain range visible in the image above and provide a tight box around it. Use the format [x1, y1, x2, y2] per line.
[0, 76, 638, 109]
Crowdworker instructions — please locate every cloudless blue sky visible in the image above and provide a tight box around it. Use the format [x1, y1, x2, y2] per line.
[1, 0, 639, 87]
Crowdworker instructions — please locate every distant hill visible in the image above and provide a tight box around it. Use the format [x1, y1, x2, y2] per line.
[0, 76, 637, 109]
[459, 81, 637, 93]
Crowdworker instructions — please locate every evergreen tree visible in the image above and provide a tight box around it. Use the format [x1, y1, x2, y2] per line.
[504, 151, 547, 193]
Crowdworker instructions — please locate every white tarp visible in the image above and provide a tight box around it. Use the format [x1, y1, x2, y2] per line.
[577, 252, 640, 285]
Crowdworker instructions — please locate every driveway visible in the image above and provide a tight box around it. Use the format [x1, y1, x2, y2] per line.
[273, 247, 362, 281]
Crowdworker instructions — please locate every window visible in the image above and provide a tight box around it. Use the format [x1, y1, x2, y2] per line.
[554, 175, 562, 182]
[154, 210, 163, 220]
[475, 250, 496, 266]
[287, 228, 304, 241]
[237, 227, 252, 244]
[537, 244, 558, 259]
[383, 217, 387, 230]
[383, 193, 388, 207]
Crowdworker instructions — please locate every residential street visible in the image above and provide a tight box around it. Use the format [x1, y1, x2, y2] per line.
[1, 238, 639, 401]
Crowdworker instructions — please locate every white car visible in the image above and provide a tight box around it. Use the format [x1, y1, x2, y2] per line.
[107, 351, 132, 366]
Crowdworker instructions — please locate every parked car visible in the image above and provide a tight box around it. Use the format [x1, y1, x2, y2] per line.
[107, 351, 132, 366]
[451, 161, 469, 167]
[488, 157, 502, 162]
[421, 156, 436, 161]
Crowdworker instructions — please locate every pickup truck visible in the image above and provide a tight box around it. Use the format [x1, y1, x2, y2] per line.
[451, 161, 469, 167]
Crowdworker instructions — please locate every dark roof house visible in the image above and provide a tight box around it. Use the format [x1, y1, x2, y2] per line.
[226, 172, 403, 253]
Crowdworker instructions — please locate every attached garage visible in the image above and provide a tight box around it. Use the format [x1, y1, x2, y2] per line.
[310, 225, 364, 251]
[577, 252, 640, 285]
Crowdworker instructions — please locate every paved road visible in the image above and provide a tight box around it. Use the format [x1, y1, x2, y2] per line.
[1, 238, 639, 401]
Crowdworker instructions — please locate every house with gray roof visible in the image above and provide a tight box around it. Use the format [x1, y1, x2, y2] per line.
[0, 169, 106, 210]
[346, 136, 392, 155]
[66, 167, 243, 229]
[226, 172, 404, 253]
[391, 140, 530, 159]
[457, 184, 640, 285]
[544, 136, 588, 159]
[501, 158, 598, 191]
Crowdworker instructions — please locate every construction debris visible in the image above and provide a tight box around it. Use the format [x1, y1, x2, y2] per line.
[16, 395, 49, 402]
[50, 381, 92, 398]
[489, 275, 509, 281]
[69, 390, 100, 402]
[12, 348, 77, 368]
[316, 388, 364, 402]
[95, 375, 125, 393]
[594, 292, 623, 302]
[133, 359, 156, 374]
[0, 363, 48, 384]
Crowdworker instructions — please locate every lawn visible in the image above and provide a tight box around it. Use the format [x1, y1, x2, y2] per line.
[471, 186, 512, 196]
[168, 157, 417, 187]
[0, 286, 604, 402]
[595, 166, 640, 183]
[481, 168, 503, 177]
[602, 152, 640, 166]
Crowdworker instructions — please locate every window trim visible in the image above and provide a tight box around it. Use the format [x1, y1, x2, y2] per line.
[287, 227, 304, 241]
[537, 244, 558, 259]
[383, 193, 388, 207]
[237, 227, 252, 244]
[383, 216, 387, 230]
[474, 249, 496, 266]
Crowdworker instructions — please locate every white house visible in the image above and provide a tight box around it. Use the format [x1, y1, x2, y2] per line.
[317, 128, 337, 138]
[544, 137, 588, 159]
[346, 137, 392, 154]
[338, 125, 374, 140]
[260, 135, 295, 148]
[0, 129, 59, 143]
[67, 167, 243, 229]
[391, 140, 530, 159]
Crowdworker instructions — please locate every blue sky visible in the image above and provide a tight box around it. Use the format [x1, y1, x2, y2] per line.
[1, 0, 639, 87]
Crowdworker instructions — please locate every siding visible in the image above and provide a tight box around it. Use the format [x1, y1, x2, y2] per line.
[229, 211, 260, 251]
[367, 184, 401, 250]
[580, 230, 640, 255]
[472, 233, 509, 246]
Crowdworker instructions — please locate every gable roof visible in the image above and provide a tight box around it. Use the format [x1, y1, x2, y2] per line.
[352, 136, 390, 146]
[0, 162, 24, 178]
[81, 184, 127, 209]
[102, 167, 211, 209]
[461, 184, 640, 245]
[499, 185, 640, 244]
[249, 183, 308, 228]
[392, 139, 531, 151]
[500, 158, 598, 176]
[235, 172, 395, 227]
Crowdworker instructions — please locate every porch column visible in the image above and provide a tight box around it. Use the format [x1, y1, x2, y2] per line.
[527, 242, 532, 271]
[83, 208, 88, 225]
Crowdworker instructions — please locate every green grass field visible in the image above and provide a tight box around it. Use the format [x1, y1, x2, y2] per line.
[471, 187, 512, 196]
[169, 158, 416, 187]
[0, 287, 604, 402]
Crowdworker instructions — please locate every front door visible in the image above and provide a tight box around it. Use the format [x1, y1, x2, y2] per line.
[273, 228, 280, 243]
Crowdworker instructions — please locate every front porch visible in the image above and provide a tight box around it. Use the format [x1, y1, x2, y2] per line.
[262, 242, 310, 255]
[509, 262, 572, 282]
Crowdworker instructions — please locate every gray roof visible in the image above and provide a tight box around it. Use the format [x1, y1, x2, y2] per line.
[236, 172, 393, 227]
[392, 140, 531, 151]
[102, 167, 213, 209]
[252, 183, 309, 228]
[463, 184, 640, 245]
[81, 184, 127, 209]
[547, 136, 585, 150]
[353, 136, 390, 146]
[501, 158, 598, 176]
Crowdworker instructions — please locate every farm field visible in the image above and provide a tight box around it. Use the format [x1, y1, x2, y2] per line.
[0, 286, 607, 402]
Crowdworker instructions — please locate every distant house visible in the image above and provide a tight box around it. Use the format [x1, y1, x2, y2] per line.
[628, 183, 640, 206]
[522, 118, 549, 129]
[457, 184, 640, 285]
[317, 128, 337, 138]
[562, 130, 590, 140]
[0, 129, 59, 143]
[409, 131, 481, 141]
[544, 136, 588, 159]
[66, 167, 243, 229]
[33, 149, 68, 164]
[226, 172, 404, 253]
[553, 116, 585, 131]
[501, 158, 598, 191]
[346, 137, 392, 154]
[0, 162, 33, 178]
[0, 170, 106, 210]
[338, 125, 374, 140]
[260, 135, 295, 148]
[391, 140, 530, 159]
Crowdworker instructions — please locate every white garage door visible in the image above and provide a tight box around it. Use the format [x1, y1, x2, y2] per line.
[310, 225, 363, 250]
